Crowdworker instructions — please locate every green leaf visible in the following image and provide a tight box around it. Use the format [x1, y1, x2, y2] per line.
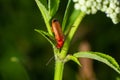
[73, 51, 120, 74]
[64, 55, 81, 66]
[35, 0, 52, 35]
[64, 10, 81, 35]
[35, 0, 51, 21]
[38, 0, 47, 9]
[62, 0, 72, 31]
[61, 0, 81, 34]
[48, 0, 60, 17]
[35, 29, 55, 47]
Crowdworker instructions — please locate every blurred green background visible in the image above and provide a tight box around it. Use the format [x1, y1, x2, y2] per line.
[0, 0, 120, 80]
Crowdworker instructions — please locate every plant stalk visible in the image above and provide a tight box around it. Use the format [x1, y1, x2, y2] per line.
[54, 12, 85, 80]
[54, 60, 64, 80]
[60, 12, 85, 58]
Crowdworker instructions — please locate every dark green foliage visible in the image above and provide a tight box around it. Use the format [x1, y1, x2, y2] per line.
[0, 0, 120, 80]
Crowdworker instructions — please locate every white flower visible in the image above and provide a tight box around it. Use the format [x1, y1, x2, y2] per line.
[73, 0, 120, 24]
[101, 5, 108, 12]
[78, 0, 85, 5]
[96, 0, 102, 3]
[103, 0, 109, 5]
[86, 1, 92, 7]
[74, 3, 80, 10]
[91, 7, 97, 14]
[96, 3, 102, 10]
[73, 0, 79, 2]
[115, 7, 120, 13]
[93, 1, 97, 7]
[110, 3, 116, 9]
[106, 8, 113, 14]
[80, 6, 87, 12]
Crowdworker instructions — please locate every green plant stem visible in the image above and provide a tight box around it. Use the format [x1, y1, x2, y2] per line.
[60, 12, 85, 58]
[54, 60, 64, 80]
[54, 12, 85, 80]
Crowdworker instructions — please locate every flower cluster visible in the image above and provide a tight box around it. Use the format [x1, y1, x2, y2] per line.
[73, 0, 120, 24]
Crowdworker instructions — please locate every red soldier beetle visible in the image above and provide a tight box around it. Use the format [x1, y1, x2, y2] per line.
[52, 19, 64, 48]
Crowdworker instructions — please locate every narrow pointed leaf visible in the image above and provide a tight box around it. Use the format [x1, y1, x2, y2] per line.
[35, 29, 55, 46]
[61, 0, 82, 33]
[62, 0, 72, 31]
[64, 10, 81, 35]
[64, 55, 81, 66]
[35, 0, 52, 35]
[48, 0, 60, 17]
[73, 51, 120, 74]
[35, 0, 51, 21]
